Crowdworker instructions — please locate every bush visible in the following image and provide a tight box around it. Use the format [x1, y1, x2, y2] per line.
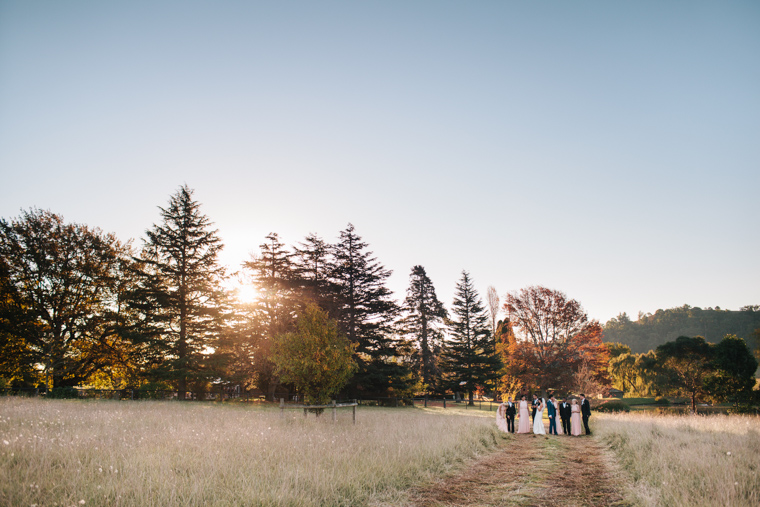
[595, 401, 630, 413]
[48, 387, 79, 399]
[654, 396, 671, 406]
[728, 404, 759, 415]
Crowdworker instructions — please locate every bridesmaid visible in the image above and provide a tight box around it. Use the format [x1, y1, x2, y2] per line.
[517, 394, 532, 433]
[496, 395, 509, 432]
[553, 397, 563, 435]
[570, 399, 582, 436]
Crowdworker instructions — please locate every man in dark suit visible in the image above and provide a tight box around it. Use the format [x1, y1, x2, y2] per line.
[546, 394, 558, 434]
[505, 396, 516, 433]
[580, 394, 592, 435]
[531, 394, 539, 422]
[559, 396, 572, 435]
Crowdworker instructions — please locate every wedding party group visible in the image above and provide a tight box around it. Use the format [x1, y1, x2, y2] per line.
[496, 393, 592, 436]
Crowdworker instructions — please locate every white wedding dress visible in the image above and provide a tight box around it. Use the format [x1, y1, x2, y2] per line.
[533, 400, 546, 435]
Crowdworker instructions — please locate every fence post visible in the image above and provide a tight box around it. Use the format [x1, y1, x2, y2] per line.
[353, 400, 357, 424]
[443, 397, 446, 409]
[280, 398, 284, 418]
[332, 400, 337, 422]
[424, 395, 428, 408]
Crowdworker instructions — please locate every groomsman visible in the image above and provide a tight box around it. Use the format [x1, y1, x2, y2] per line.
[580, 394, 592, 435]
[531, 394, 540, 422]
[559, 396, 572, 435]
[505, 396, 516, 433]
[546, 394, 558, 435]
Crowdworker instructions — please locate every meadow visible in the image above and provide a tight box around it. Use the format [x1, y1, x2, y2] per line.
[3, 398, 760, 507]
[595, 412, 760, 507]
[0, 398, 500, 507]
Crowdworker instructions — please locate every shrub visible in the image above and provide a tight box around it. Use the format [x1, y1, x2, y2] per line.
[48, 387, 79, 399]
[654, 396, 670, 406]
[595, 401, 630, 413]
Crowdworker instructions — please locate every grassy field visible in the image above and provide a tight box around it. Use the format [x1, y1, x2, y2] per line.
[3, 398, 759, 507]
[0, 398, 501, 507]
[595, 412, 760, 507]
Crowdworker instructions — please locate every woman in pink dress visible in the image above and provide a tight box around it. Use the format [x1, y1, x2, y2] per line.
[554, 398, 563, 435]
[570, 399, 582, 436]
[517, 394, 532, 434]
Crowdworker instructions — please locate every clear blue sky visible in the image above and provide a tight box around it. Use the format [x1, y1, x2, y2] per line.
[1, 1, 758, 324]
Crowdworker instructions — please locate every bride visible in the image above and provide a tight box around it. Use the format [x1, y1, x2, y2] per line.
[533, 397, 546, 435]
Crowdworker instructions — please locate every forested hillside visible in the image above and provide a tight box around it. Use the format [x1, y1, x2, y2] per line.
[603, 305, 760, 354]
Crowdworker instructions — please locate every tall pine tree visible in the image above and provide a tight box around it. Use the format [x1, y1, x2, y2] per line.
[400, 265, 447, 393]
[443, 271, 501, 405]
[292, 233, 336, 313]
[241, 232, 298, 398]
[330, 224, 405, 395]
[132, 186, 228, 398]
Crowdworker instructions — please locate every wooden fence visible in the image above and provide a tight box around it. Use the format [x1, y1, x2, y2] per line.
[279, 398, 358, 423]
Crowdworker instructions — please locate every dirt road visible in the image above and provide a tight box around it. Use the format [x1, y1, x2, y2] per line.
[407, 432, 631, 507]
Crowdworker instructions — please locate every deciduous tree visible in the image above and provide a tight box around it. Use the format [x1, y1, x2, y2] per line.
[502, 286, 610, 396]
[655, 335, 714, 413]
[271, 303, 357, 408]
[0, 209, 131, 388]
[707, 334, 758, 405]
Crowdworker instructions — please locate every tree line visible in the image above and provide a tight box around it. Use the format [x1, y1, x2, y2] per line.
[1, 186, 509, 400]
[4, 185, 754, 407]
[604, 306, 760, 354]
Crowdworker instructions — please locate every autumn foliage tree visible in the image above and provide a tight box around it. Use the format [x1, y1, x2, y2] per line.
[271, 303, 357, 408]
[502, 286, 609, 396]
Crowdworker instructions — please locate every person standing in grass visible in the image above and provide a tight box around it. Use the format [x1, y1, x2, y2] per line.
[570, 399, 582, 436]
[580, 394, 592, 435]
[553, 397, 563, 435]
[531, 394, 539, 423]
[559, 397, 572, 435]
[517, 395, 532, 433]
[505, 396, 516, 433]
[496, 396, 508, 432]
[532, 397, 546, 435]
[546, 394, 558, 435]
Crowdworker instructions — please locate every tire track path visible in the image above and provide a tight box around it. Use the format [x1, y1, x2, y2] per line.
[408, 433, 630, 507]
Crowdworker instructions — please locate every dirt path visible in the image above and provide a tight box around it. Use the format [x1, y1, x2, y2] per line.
[407, 433, 630, 507]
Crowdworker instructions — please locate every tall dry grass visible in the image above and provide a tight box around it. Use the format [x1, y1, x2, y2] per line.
[595, 412, 760, 507]
[0, 398, 500, 506]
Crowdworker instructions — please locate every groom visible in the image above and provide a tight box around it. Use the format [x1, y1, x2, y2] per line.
[546, 394, 558, 435]
[559, 396, 572, 435]
[580, 394, 592, 435]
[505, 396, 516, 433]
[531, 394, 540, 423]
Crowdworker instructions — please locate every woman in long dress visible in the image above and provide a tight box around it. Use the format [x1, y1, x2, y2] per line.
[533, 398, 546, 435]
[553, 398, 563, 435]
[496, 396, 508, 432]
[570, 399, 582, 436]
[517, 395, 532, 434]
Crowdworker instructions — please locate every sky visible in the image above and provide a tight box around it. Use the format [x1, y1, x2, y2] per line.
[1, 1, 759, 324]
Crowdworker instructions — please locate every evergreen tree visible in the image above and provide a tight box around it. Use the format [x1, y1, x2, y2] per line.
[241, 232, 298, 398]
[400, 265, 447, 393]
[443, 271, 501, 404]
[292, 233, 337, 312]
[132, 186, 228, 398]
[330, 224, 405, 395]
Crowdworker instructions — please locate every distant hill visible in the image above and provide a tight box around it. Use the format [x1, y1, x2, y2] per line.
[603, 305, 760, 354]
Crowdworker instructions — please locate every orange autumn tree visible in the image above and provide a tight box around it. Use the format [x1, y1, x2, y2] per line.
[501, 286, 610, 396]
